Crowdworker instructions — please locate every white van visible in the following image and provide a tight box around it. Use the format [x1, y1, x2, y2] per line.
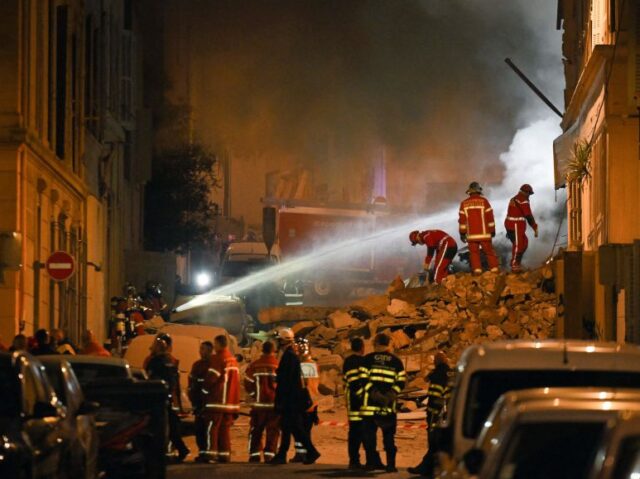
[439, 340, 640, 461]
[220, 242, 281, 285]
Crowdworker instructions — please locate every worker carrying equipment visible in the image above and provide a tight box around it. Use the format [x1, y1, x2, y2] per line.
[458, 182, 499, 274]
[409, 230, 458, 283]
[504, 184, 538, 272]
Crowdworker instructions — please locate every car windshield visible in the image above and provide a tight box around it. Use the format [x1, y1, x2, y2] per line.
[173, 301, 245, 325]
[612, 435, 640, 478]
[222, 257, 275, 278]
[70, 362, 128, 387]
[464, 370, 640, 438]
[493, 421, 604, 479]
[0, 361, 19, 416]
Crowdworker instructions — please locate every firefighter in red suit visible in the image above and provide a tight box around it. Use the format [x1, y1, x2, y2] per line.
[189, 341, 214, 463]
[202, 334, 240, 463]
[245, 341, 280, 463]
[504, 184, 538, 272]
[409, 230, 458, 283]
[458, 182, 500, 274]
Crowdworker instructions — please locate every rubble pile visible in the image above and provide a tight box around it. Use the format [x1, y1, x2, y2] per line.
[259, 267, 557, 396]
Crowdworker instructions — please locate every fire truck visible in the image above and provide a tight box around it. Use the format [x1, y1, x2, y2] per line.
[266, 200, 421, 304]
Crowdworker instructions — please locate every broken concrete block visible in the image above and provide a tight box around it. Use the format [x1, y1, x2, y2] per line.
[317, 354, 344, 372]
[292, 321, 319, 336]
[485, 325, 504, 341]
[351, 295, 389, 317]
[308, 325, 338, 341]
[387, 299, 417, 317]
[390, 329, 412, 350]
[328, 311, 359, 330]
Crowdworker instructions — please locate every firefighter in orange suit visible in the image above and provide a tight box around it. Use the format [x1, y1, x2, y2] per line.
[458, 182, 500, 274]
[409, 230, 458, 283]
[202, 334, 240, 463]
[505, 184, 538, 272]
[245, 341, 280, 463]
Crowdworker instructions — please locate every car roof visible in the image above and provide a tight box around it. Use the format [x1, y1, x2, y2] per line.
[225, 241, 281, 256]
[54, 355, 131, 368]
[458, 340, 640, 372]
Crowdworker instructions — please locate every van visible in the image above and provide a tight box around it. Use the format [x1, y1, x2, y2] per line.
[463, 387, 640, 479]
[220, 242, 281, 285]
[438, 340, 640, 461]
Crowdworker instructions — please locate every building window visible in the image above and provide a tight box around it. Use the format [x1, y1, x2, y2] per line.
[55, 5, 68, 160]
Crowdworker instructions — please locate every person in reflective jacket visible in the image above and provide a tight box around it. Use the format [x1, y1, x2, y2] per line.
[244, 341, 279, 463]
[202, 335, 240, 463]
[343, 337, 367, 469]
[269, 328, 321, 465]
[146, 335, 189, 462]
[408, 351, 453, 477]
[189, 341, 213, 462]
[360, 333, 406, 473]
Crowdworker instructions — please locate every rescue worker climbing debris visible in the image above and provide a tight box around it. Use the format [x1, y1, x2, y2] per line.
[458, 181, 500, 274]
[410, 229, 458, 283]
[202, 334, 240, 463]
[188, 341, 214, 463]
[408, 351, 453, 477]
[360, 333, 406, 473]
[343, 337, 367, 470]
[244, 341, 280, 463]
[269, 327, 321, 465]
[505, 183, 539, 272]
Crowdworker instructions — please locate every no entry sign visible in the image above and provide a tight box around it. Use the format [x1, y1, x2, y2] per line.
[46, 251, 75, 281]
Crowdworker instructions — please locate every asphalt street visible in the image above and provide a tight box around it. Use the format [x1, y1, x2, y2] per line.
[167, 462, 417, 478]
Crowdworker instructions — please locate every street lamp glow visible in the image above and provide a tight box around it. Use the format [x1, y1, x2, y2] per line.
[195, 272, 212, 289]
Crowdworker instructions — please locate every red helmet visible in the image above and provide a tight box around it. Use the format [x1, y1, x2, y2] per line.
[409, 230, 421, 246]
[520, 184, 534, 195]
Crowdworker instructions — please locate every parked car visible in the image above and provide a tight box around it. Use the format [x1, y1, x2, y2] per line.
[589, 414, 640, 479]
[0, 351, 68, 478]
[62, 355, 167, 479]
[64, 355, 133, 386]
[458, 387, 640, 479]
[436, 340, 640, 462]
[39, 356, 100, 479]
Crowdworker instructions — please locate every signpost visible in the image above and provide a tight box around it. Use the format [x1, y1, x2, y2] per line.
[45, 251, 75, 281]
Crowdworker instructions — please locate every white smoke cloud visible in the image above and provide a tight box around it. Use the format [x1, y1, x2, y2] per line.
[489, 117, 566, 267]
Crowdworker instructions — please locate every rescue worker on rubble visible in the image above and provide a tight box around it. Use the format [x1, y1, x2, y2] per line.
[410, 230, 458, 284]
[505, 184, 539, 273]
[458, 182, 500, 274]
[291, 338, 320, 463]
[408, 351, 452, 477]
[343, 337, 367, 470]
[360, 333, 406, 473]
[202, 335, 240, 463]
[269, 328, 321, 465]
[245, 341, 280, 463]
[146, 334, 190, 462]
[188, 341, 214, 463]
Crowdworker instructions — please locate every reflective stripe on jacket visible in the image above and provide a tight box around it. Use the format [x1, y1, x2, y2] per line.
[203, 348, 240, 412]
[458, 194, 496, 240]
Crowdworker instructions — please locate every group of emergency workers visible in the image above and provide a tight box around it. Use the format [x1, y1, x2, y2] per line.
[410, 181, 538, 282]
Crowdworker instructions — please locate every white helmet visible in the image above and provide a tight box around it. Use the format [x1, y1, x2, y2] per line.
[275, 327, 294, 342]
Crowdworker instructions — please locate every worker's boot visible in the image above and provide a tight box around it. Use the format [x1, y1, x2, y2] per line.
[364, 452, 386, 471]
[385, 452, 397, 473]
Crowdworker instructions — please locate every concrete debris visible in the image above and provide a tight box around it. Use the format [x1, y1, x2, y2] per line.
[387, 299, 417, 318]
[327, 311, 360, 330]
[253, 267, 557, 401]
